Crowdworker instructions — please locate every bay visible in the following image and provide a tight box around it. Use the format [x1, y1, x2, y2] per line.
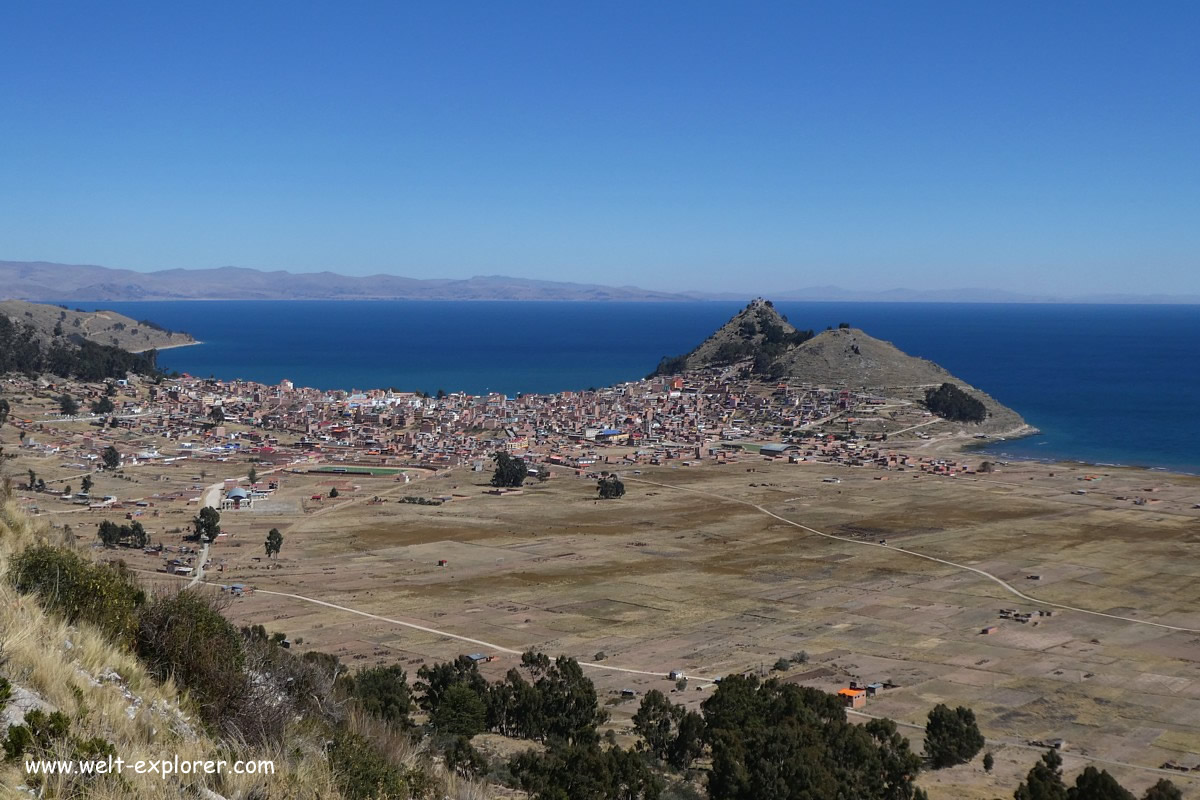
[81, 300, 1200, 473]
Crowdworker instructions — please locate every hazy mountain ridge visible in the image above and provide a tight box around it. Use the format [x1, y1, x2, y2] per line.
[0, 261, 690, 302]
[3, 261, 1196, 303]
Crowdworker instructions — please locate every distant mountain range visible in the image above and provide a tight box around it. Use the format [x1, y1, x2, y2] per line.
[2, 260, 1197, 304]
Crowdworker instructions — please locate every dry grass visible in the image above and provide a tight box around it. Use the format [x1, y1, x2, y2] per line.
[0, 496, 509, 798]
[0, 499, 349, 799]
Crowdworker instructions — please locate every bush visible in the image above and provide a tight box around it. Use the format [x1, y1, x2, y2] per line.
[445, 735, 488, 777]
[327, 729, 429, 800]
[135, 590, 247, 730]
[9, 545, 145, 645]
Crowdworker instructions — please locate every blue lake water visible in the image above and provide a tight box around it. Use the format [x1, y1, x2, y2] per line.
[81, 300, 1200, 473]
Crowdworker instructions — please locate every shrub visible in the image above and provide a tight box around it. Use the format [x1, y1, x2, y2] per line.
[9, 545, 145, 645]
[444, 735, 488, 777]
[135, 589, 247, 730]
[342, 664, 414, 728]
[327, 729, 433, 800]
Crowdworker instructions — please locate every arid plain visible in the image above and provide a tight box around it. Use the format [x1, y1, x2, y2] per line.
[120, 453, 1200, 799]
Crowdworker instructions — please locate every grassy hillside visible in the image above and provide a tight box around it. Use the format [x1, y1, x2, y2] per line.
[0, 300, 195, 354]
[0, 498, 491, 800]
[653, 299, 1026, 433]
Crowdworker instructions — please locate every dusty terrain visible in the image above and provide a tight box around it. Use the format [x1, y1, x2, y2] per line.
[171, 458, 1200, 796]
[7, 386, 1200, 797]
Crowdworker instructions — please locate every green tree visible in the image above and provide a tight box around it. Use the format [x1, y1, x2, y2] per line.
[924, 703, 985, 768]
[208, 405, 225, 423]
[669, 708, 706, 770]
[59, 394, 79, 415]
[247, 466, 258, 485]
[101, 445, 121, 470]
[98, 520, 123, 547]
[191, 506, 221, 542]
[984, 752, 995, 772]
[27, 468, 37, 489]
[127, 520, 148, 548]
[265, 527, 283, 559]
[1141, 780, 1183, 800]
[81, 475, 93, 494]
[91, 396, 114, 415]
[704, 676, 926, 800]
[597, 475, 625, 499]
[0, 398, 10, 427]
[511, 740, 662, 800]
[1067, 766, 1135, 800]
[432, 683, 488, 737]
[329, 486, 339, 498]
[491, 451, 528, 488]
[342, 664, 413, 727]
[416, 655, 490, 714]
[1015, 749, 1068, 800]
[632, 690, 677, 760]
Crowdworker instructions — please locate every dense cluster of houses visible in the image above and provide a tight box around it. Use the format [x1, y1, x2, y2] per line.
[6, 367, 981, 500]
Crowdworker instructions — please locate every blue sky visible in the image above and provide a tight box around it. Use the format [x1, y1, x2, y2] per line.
[1, 1, 1197, 294]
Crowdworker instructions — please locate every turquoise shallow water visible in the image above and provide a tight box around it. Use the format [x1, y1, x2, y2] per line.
[82, 300, 1200, 473]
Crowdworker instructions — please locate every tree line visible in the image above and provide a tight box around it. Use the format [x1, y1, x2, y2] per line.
[0, 314, 161, 380]
[925, 382, 988, 423]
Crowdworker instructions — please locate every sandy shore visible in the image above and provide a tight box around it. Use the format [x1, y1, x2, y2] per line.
[128, 338, 201, 354]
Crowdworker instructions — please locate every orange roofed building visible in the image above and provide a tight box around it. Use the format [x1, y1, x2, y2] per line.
[837, 688, 866, 709]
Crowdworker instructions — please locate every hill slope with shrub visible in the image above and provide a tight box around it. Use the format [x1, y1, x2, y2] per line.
[654, 299, 1027, 434]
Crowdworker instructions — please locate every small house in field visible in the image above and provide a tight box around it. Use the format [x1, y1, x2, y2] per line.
[221, 486, 253, 510]
[837, 688, 866, 709]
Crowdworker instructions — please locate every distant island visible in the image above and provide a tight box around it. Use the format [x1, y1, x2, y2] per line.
[3, 260, 1198, 303]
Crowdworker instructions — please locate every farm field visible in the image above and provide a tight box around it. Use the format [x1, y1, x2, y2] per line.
[160, 455, 1200, 798]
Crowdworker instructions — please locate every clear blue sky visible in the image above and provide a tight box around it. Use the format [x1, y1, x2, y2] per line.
[1, 1, 1197, 295]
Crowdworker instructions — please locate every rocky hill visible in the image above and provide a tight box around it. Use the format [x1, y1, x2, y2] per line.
[656, 299, 1026, 433]
[0, 299, 195, 353]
